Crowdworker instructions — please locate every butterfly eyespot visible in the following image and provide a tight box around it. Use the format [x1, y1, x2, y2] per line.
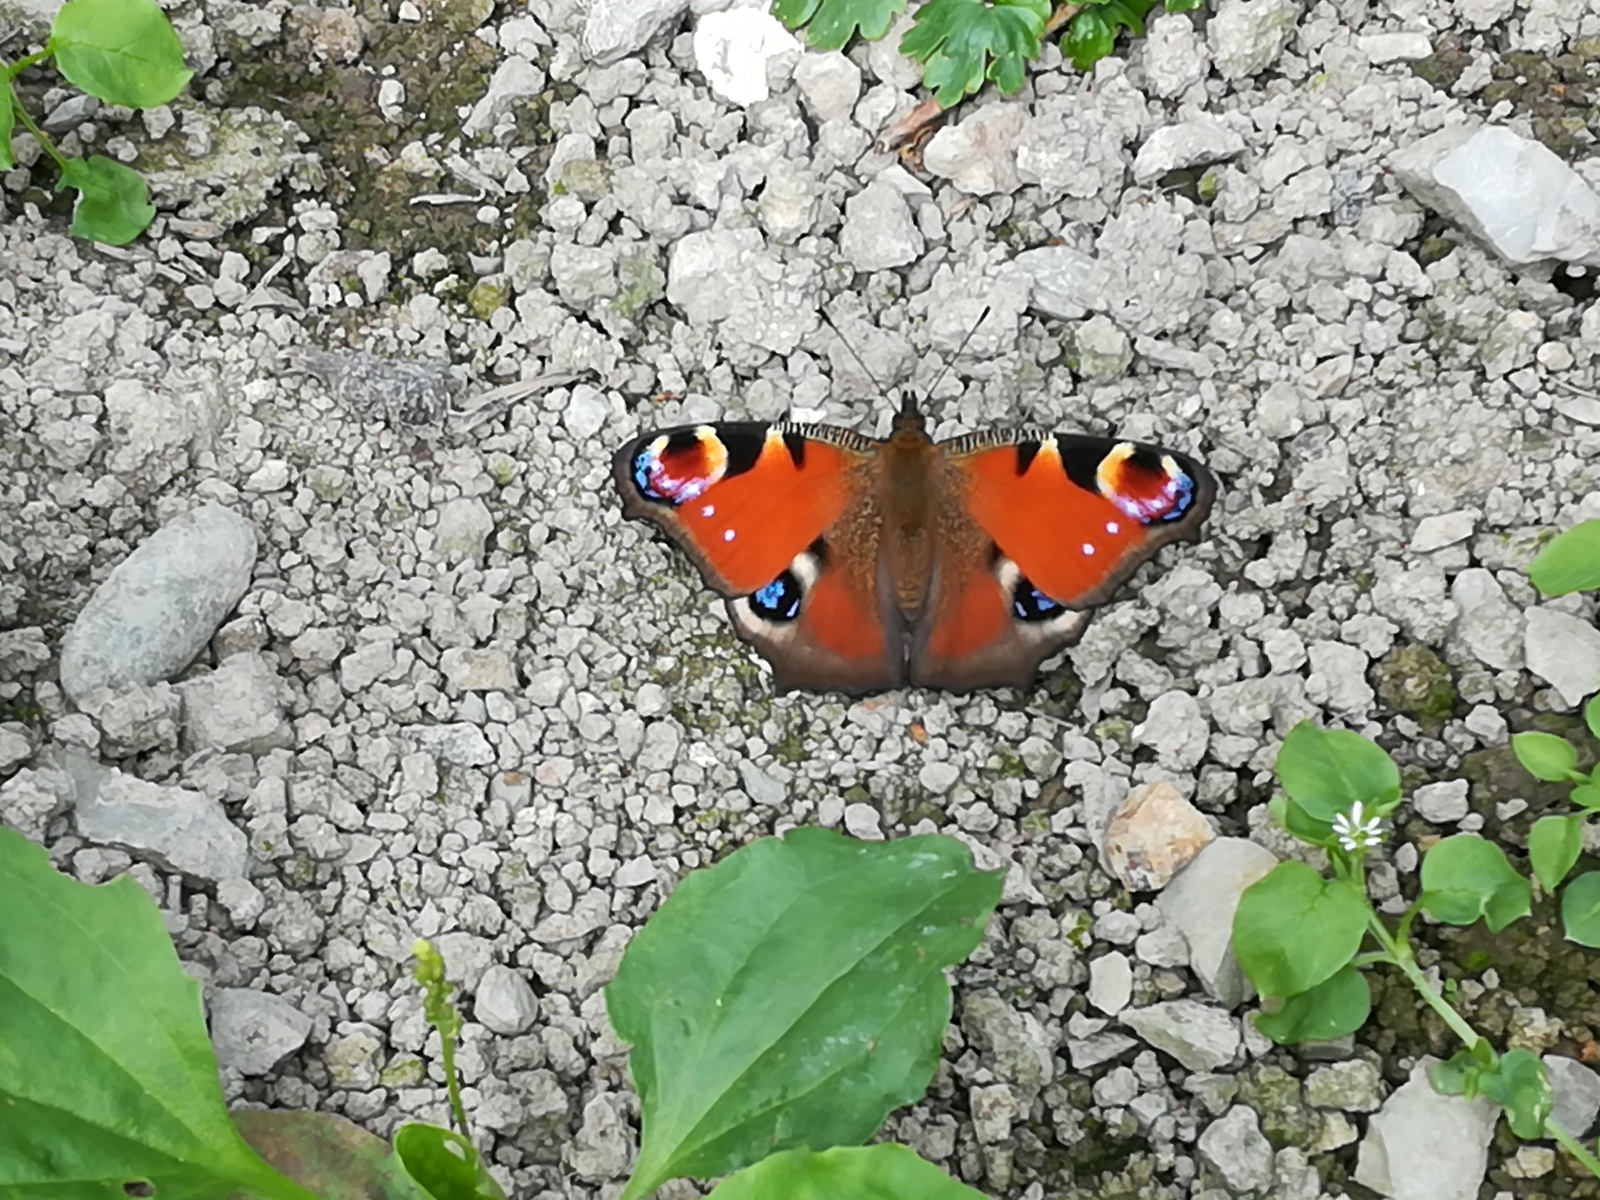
[750, 571, 804, 622]
[1097, 445, 1197, 524]
[1011, 576, 1066, 622]
[632, 429, 728, 505]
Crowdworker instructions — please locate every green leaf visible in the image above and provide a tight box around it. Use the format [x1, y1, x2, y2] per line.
[774, 0, 906, 50]
[234, 1111, 430, 1200]
[1562, 871, 1600, 947]
[1420, 834, 1532, 933]
[1480, 1048, 1554, 1139]
[1268, 792, 1338, 849]
[1163, 0, 1205, 10]
[56, 154, 155, 244]
[0, 827, 305, 1200]
[707, 1145, 988, 1200]
[1588, 693, 1600, 742]
[1253, 964, 1371, 1044]
[1063, 8, 1114, 68]
[1574, 781, 1600, 811]
[1231, 861, 1370, 998]
[0, 87, 14, 172]
[1529, 814, 1585, 892]
[48, 0, 193, 108]
[1276, 720, 1401, 820]
[606, 828, 1003, 1200]
[1512, 730, 1581, 783]
[1431, 1039, 1497, 1097]
[900, 0, 1050, 107]
[1530, 520, 1600, 596]
[393, 1124, 507, 1200]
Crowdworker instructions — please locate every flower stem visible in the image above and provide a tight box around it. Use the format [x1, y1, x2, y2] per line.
[440, 1022, 469, 1136]
[1366, 911, 1482, 1047]
[3, 75, 69, 170]
[1550, 1118, 1600, 1177]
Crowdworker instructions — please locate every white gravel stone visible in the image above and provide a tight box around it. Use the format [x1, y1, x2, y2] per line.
[177, 652, 292, 753]
[475, 964, 539, 1035]
[1198, 1105, 1275, 1193]
[1413, 780, 1471, 824]
[1450, 569, 1524, 671]
[1207, 0, 1300, 79]
[692, 8, 799, 107]
[582, 0, 687, 64]
[792, 50, 860, 122]
[1122, 1000, 1240, 1071]
[1132, 119, 1245, 184]
[1546, 1055, 1600, 1136]
[839, 179, 924, 272]
[1525, 607, 1600, 706]
[210, 986, 313, 1075]
[1156, 837, 1278, 1008]
[924, 104, 1025, 195]
[1354, 1058, 1498, 1200]
[1087, 952, 1134, 1016]
[58, 505, 257, 701]
[65, 753, 247, 881]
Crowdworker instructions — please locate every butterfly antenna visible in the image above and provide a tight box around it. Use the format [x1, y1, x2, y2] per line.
[912, 304, 993, 417]
[820, 309, 887, 396]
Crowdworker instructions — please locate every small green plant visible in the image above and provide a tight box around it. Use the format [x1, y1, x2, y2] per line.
[1511, 695, 1600, 947]
[1, 0, 190, 244]
[1529, 519, 1600, 597]
[775, 0, 1205, 107]
[1231, 721, 1600, 1179]
[0, 822, 1001, 1200]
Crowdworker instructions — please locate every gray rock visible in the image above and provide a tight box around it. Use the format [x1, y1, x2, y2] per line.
[399, 723, 496, 766]
[0, 723, 32, 773]
[1355, 31, 1434, 62]
[1122, 1000, 1240, 1071]
[792, 50, 860, 123]
[1450, 568, 1524, 671]
[1133, 119, 1245, 184]
[1087, 951, 1134, 1016]
[962, 993, 1056, 1092]
[1198, 1105, 1275, 1193]
[440, 648, 518, 692]
[463, 55, 545, 136]
[691, 8, 799, 107]
[1305, 1059, 1384, 1112]
[1068, 1031, 1138, 1070]
[969, 1082, 1021, 1144]
[1155, 837, 1278, 1007]
[1391, 125, 1600, 267]
[1207, 0, 1300, 79]
[434, 496, 495, 562]
[737, 759, 786, 805]
[839, 179, 924, 272]
[1354, 1058, 1498, 1200]
[1075, 315, 1132, 382]
[1143, 10, 1210, 98]
[1134, 690, 1209, 771]
[209, 986, 312, 1075]
[1546, 1054, 1600, 1136]
[1412, 510, 1477, 552]
[567, 1090, 633, 1180]
[0, 765, 73, 840]
[581, 0, 686, 64]
[475, 964, 539, 1035]
[65, 753, 247, 881]
[78, 681, 181, 757]
[924, 104, 1025, 195]
[103, 377, 209, 484]
[1526, 607, 1600, 706]
[1413, 780, 1470, 824]
[325, 1026, 384, 1089]
[1305, 640, 1374, 716]
[59, 505, 257, 701]
[177, 653, 292, 753]
[1015, 245, 1108, 319]
[1479, 311, 1543, 378]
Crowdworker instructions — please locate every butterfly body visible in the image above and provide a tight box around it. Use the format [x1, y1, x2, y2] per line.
[615, 404, 1215, 695]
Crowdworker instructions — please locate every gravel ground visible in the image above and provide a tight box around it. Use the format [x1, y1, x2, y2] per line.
[6, 0, 1600, 1196]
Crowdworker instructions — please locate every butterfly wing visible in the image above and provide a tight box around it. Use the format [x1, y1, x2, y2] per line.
[909, 431, 1217, 690]
[614, 422, 906, 692]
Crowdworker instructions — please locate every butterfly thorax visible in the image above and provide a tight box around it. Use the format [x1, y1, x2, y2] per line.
[879, 421, 939, 619]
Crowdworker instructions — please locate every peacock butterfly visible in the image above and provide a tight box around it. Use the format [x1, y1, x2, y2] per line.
[613, 396, 1217, 694]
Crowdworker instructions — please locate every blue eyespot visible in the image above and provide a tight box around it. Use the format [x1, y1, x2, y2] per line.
[751, 572, 803, 621]
[1012, 578, 1065, 622]
[1156, 471, 1196, 523]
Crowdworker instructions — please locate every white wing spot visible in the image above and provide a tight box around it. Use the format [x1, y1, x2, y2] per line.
[701, 504, 716, 518]
[1106, 520, 1120, 535]
[1081, 543, 1096, 556]
[724, 529, 736, 542]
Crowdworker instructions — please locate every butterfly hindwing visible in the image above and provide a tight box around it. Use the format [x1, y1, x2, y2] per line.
[614, 421, 905, 692]
[907, 431, 1218, 690]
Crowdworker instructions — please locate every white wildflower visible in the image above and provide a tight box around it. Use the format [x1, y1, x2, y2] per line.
[1332, 801, 1384, 853]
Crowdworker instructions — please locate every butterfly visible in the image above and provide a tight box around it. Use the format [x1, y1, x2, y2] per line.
[613, 397, 1217, 694]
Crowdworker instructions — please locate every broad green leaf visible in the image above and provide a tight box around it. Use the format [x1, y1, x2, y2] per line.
[1163, 0, 1204, 10]
[1530, 520, 1600, 597]
[1420, 835, 1531, 933]
[1063, 8, 1114, 68]
[0, 827, 309, 1200]
[1480, 1049, 1554, 1139]
[607, 828, 1002, 1200]
[0, 87, 14, 172]
[1574, 781, 1600, 811]
[900, 0, 1050, 107]
[234, 1111, 429, 1200]
[774, 0, 905, 50]
[1529, 814, 1585, 892]
[1562, 871, 1600, 947]
[49, 0, 193, 108]
[707, 1145, 987, 1200]
[1231, 861, 1370, 998]
[1588, 694, 1600, 741]
[57, 154, 155, 244]
[1254, 964, 1371, 1044]
[1276, 721, 1401, 820]
[1268, 792, 1337, 849]
[1512, 730, 1581, 783]
[393, 1124, 506, 1200]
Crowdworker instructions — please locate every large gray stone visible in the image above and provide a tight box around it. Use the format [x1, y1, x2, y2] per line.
[1156, 837, 1279, 1007]
[209, 987, 312, 1075]
[1354, 1058, 1498, 1200]
[58, 505, 257, 701]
